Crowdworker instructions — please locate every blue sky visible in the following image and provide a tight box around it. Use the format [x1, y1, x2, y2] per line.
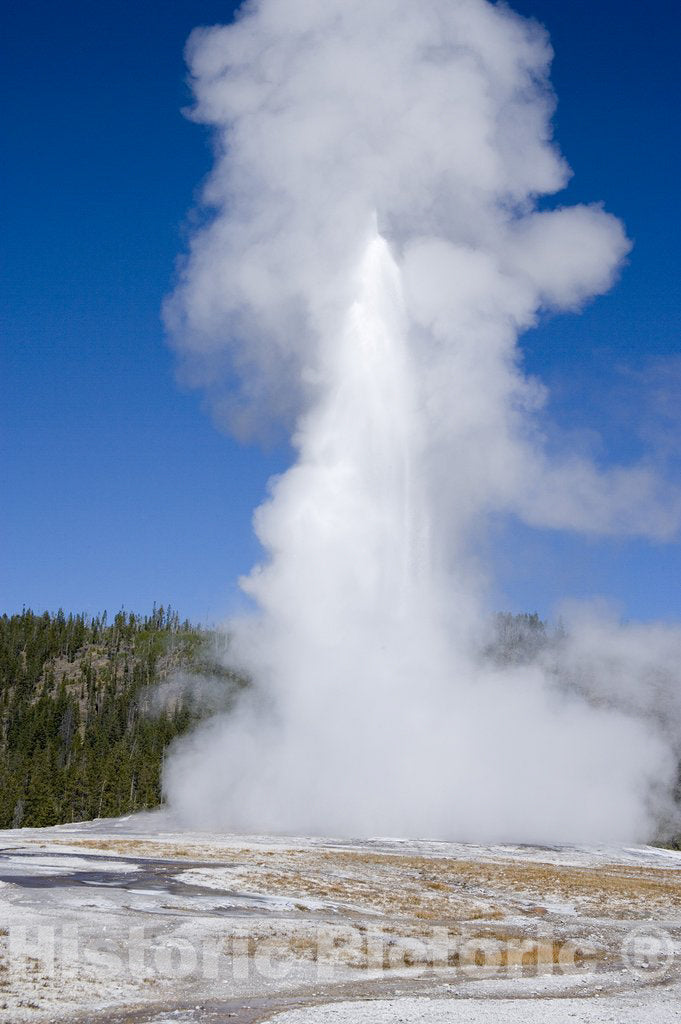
[2, 0, 680, 624]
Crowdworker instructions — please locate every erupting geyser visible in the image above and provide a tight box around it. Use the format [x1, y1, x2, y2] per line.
[164, 0, 681, 842]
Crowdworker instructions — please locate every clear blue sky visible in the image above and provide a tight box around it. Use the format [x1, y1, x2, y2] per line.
[2, 0, 680, 624]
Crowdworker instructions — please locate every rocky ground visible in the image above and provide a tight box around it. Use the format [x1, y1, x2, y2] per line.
[1, 813, 681, 1022]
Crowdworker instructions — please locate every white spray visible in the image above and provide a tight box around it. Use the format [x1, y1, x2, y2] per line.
[164, 0, 681, 843]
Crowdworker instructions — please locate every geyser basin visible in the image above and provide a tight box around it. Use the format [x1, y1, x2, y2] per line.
[3, 818, 681, 1020]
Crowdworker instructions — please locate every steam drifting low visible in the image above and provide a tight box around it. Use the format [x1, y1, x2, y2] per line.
[164, 0, 681, 842]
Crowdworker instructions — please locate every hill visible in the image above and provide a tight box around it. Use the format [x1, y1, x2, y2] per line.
[0, 607, 242, 828]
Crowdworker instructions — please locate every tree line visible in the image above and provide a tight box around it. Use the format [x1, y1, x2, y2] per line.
[2, 606, 679, 844]
[0, 606, 228, 829]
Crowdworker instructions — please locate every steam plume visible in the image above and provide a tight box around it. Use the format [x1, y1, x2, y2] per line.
[164, 0, 681, 842]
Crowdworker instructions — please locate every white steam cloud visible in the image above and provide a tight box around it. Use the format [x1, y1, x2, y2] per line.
[164, 0, 681, 843]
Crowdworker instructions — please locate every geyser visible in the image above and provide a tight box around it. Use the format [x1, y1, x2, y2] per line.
[164, 0, 681, 842]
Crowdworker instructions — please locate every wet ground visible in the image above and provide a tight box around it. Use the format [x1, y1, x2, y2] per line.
[0, 848, 294, 915]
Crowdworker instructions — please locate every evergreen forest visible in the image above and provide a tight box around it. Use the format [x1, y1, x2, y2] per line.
[0, 607, 240, 829]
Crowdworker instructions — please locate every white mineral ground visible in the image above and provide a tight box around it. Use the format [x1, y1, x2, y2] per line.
[1, 812, 681, 1022]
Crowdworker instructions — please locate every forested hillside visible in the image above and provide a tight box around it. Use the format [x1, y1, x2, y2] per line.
[0, 607, 560, 832]
[3, 607, 679, 842]
[0, 607, 241, 829]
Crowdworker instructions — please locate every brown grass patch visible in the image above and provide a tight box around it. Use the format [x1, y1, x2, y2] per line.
[47, 838, 212, 861]
[35, 838, 681, 922]
[311, 850, 681, 920]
